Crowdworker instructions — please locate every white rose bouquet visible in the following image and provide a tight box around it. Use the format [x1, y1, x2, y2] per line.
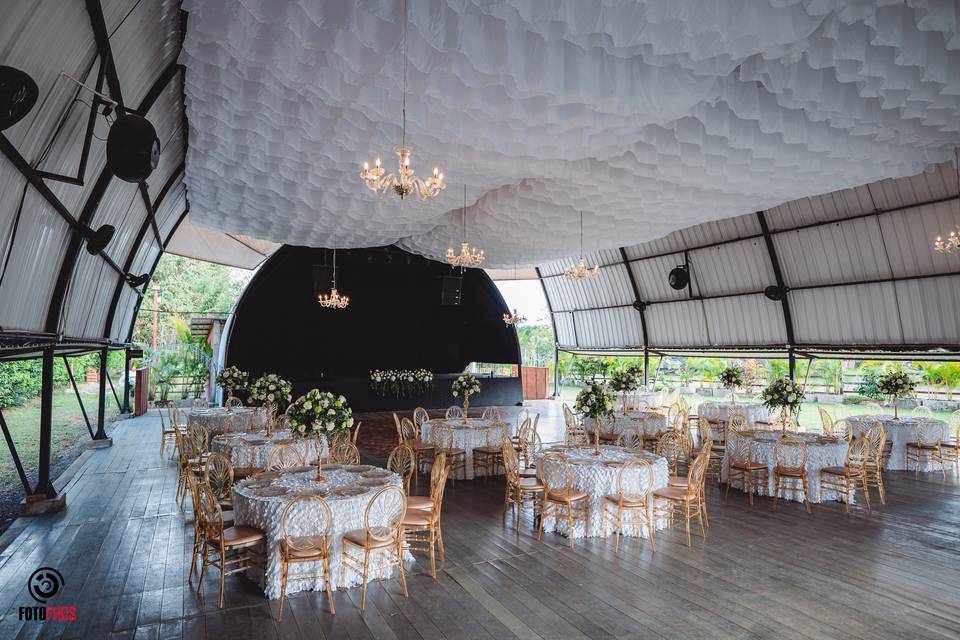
[369, 369, 435, 397]
[877, 370, 915, 419]
[451, 373, 481, 400]
[719, 365, 746, 402]
[248, 373, 293, 412]
[761, 378, 804, 428]
[287, 389, 353, 439]
[608, 369, 639, 393]
[215, 366, 248, 406]
[575, 382, 614, 419]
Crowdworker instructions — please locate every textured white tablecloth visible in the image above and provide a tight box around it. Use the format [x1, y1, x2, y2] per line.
[211, 430, 327, 470]
[232, 466, 410, 599]
[187, 408, 267, 436]
[535, 446, 669, 539]
[584, 411, 668, 437]
[698, 402, 769, 428]
[723, 431, 848, 503]
[620, 391, 664, 409]
[847, 415, 949, 471]
[421, 418, 509, 480]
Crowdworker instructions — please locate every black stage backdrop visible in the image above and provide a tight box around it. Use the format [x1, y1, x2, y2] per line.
[224, 245, 523, 410]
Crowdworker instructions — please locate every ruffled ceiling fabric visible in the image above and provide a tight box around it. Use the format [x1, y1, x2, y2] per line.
[178, 0, 960, 267]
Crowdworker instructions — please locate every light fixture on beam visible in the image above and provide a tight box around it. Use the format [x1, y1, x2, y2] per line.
[563, 211, 599, 280]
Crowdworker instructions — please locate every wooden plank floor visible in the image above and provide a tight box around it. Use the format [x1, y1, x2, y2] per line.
[0, 412, 958, 639]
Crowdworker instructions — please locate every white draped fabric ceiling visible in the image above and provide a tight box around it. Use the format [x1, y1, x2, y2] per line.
[179, 0, 960, 267]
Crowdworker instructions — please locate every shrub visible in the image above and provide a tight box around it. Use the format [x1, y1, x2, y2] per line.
[842, 394, 868, 405]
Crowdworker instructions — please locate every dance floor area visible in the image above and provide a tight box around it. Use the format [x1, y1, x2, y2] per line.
[0, 410, 958, 640]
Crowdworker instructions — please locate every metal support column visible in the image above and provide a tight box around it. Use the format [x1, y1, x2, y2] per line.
[63, 356, 95, 439]
[0, 409, 31, 495]
[643, 347, 649, 387]
[552, 347, 559, 398]
[35, 347, 56, 498]
[123, 348, 131, 413]
[788, 349, 796, 381]
[95, 348, 108, 439]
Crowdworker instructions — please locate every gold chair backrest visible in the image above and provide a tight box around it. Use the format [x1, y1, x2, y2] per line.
[351, 420, 362, 444]
[413, 407, 430, 428]
[596, 414, 616, 436]
[615, 458, 653, 503]
[562, 403, 577, 429]
[726, 429, 753, 465]
[431, 423, 454, 450]
[515, 417, 532, 443]
[501, 443, 520, 483]
[678, 396, 690, 414]
[329, 442, 361, 465]
[485, 422, 509, 447]
[863, 421, 887, 462]
[829, 418, 852, 441]
[844, 436, 871, 471]
[266, 443, 304, 470]
[280, 495, 332, 555]
[399, 417, 419, 443]
[949, 409, 960, 432]
[430, 451, 448, 497]
[619, 428, 643, 452]
[481, 406, 501, 422]
[686, 449, 709, 496]
[698, 420, 713, 451]
[633, 399, 650, 412]
[667, 403, 682, 428]
[728, 413, 748, 432]
[915, 420, 942, 446]
[387, 444, 415, 490]
[656, 431, 687, 473]
[393, 413, 403, 443]
[205, 452, 234, 500]
[445, 405, 464, 420]
[818, 407, 833, 434]
[197, 482, 225, 541]
[519, 429, 542, 467]
[188, 423, 209, 455]
[364, 486, 406, 541]
[225, 396, 244, 409]
[540, 453, 574, 494]
[774, 437, 808, 470]
[169, 404, 182, 429]
[913, 405, 933, 418]
[329, 429, 351, 452]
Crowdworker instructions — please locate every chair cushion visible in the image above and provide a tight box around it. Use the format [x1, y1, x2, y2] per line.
[517, 477, 544, 491]
[667, 476, 688, 488]
[775, 466, 805, 477]
[604, 493, 648, 507]
[547, 488, 588, 502]
[406, 495, 433, 510]
[401, 509, 433, 527]
[282, 536, 328, 559]
[730, 460, 766, 471]
[343, 527, 396, 549]
[440, 448, 466, 456]
[220, 525, 265, 547]
[473, 446, 502, 454]
[652, 486, 689, 501]
[821, 466, 854, 476]
[906, 442, 940, 450]
[518, 469, 537, 478]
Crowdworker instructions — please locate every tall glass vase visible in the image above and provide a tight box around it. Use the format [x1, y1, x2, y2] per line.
[463, 397, 470, 424]
[892, 393, 899, 420]
[315, 435, 326, 482]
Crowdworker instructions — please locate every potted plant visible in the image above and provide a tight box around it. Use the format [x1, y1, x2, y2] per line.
[760, 377, 805, 434]
[452, 373, 481, 423]
[876, 370, 915, 419]
[287, 389, 353, 481]
[215, 365, 248, 410]
[719, 365, 746, 404]
[575, 382, 614, 455]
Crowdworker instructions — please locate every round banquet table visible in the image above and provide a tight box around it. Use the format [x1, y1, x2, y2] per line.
[723, 430, 849, 503]
[420, 418, 509, 480]
[847, 415, 949, 471]
[584, 410, 668, 437]
[211, 430, 328, 470]
[535, 445, 669, 539]
[698, 402, 769, 429]
[187, 407, 266, 436]
[621, 391, 664, 409]
[231, 465, 411, 599]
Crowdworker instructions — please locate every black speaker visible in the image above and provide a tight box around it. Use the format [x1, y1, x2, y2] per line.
[668, 265, 689, 290]
[0, 66, 38, 130]
[764, 285, 788, 301]
[107, 114, 160, 182]
[440, 276, 463, 305]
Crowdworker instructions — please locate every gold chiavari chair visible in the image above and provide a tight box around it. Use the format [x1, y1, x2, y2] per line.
[196, 483, 266, 608]
[940, 410, 960, 478]
[329, 429, 351, 453]
[818, 407, 834, 435]
[393, 412, 405, 446]
[445, 405, 464, 420]
[387, 444, 415, 493]
[512, 415, 530, 453]
[265, 444, 305, 471]
[563, 405, 590, 445]
[351, 420, 362, 445]
[401, 462, 451, 579]
[277, 495, 334, 620]
[596, 414, 620, 444]
[827, 418, 852, 442]
[431, 423, 467, 481]
[407, 452, 447, 512]
[473, 423, 508, 479]
[481, 406, 502, 422]
[176, 429, 206, 506]
[619, 427, 644, 453]
[913, 405, 934, 418]
[329, 442, 361, 465]
[603, 458, 656, 553]
[185, 469, 234, 584]
[537, 453, 589, 548]
[666, 403, 682, 429]
[906, 420, 946, 478]
[225, 396, 244, 410]
[159, 402, 177, 456]
[205, 452, 234, 511]
[772, 437, 811, 514]
[562, 402, 578, 433]
[340, 486, 408, 613]
[232, 438, 259, 478]
[517, 421, 540, 477]
[820, 436, 872, 513]
[653, 450, 709, 547]
[400, 416, 435, 481]
[724, 429, 768, 506]
[656, 431, 688, 477]
[501, 444, 543, 529]
[862, 421, 888, 504]
[413, 407, 430, 429]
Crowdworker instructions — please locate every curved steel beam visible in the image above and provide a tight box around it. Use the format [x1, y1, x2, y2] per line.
[619, 247, 648, 347]
[756, 210, 795, 350]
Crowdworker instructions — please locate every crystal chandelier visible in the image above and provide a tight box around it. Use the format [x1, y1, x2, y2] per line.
[503, 309, 526, 326]
[933, 148, 960, 254]
[359, 0, 445, 201]
[564, 211, 600, 280]
[446, 185, 484, 268]
[317, 249, 350, 309]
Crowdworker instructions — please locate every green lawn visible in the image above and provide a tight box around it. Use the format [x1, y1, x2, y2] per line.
[0, 385, 122, 488]
[555, 385, 955, 431]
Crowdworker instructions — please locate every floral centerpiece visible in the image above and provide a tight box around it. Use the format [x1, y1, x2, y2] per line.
[215, 366, 248, 408]
[451, 373, 481, 419]
[369, 369, 434, 398]
[608, 369, 639, 410]
[719, 365, 746, 403]
[287, 389, 353, 481]
[575, 382, 614, 454]
[760, 377, 804, 433]
[248, 373, 293, 433]
[877, 370, 915, 419]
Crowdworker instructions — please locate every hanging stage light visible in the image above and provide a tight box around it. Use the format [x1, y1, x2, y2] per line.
[85, 224, 115, 255]
[125, 273, 150, 288]
[0, 66, 38, 130]
[106, 114, 160, 182]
